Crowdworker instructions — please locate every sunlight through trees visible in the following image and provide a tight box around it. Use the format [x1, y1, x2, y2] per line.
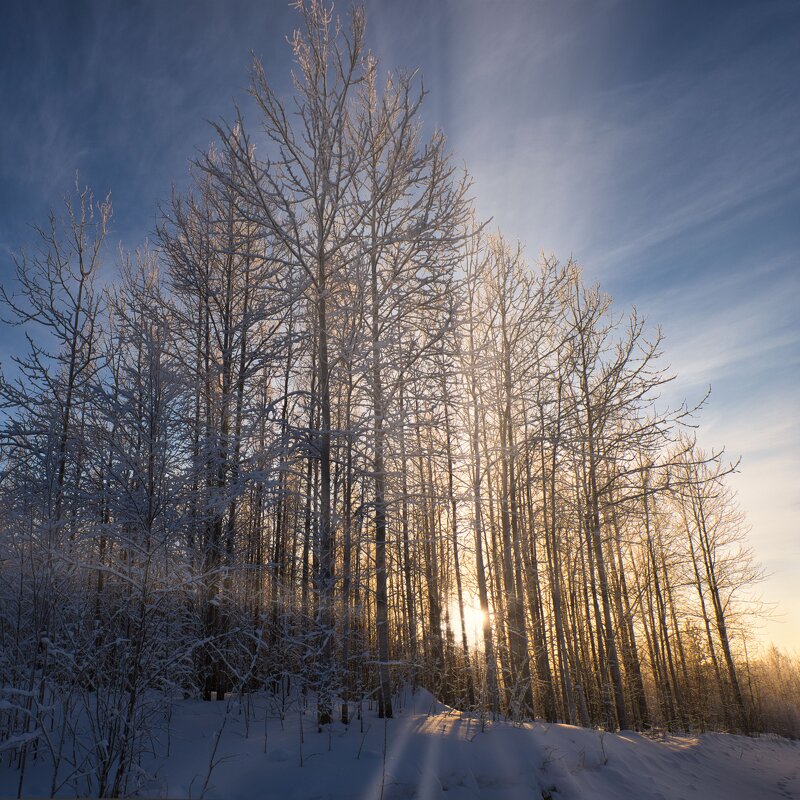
[0, 3, 796, 796]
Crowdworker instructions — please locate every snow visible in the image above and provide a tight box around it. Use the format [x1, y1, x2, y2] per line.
[2, 688, 798, 799]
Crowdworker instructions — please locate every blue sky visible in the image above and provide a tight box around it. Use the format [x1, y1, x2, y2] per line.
[1, 0, 798, 649]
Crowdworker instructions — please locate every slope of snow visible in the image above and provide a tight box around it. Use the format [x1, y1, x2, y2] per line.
[2, 688, 798, 799]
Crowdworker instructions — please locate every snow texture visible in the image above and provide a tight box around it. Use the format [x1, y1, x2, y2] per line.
[2, 688, 797, 799]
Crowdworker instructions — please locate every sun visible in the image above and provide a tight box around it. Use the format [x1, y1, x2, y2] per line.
[448, 596, 487, 649]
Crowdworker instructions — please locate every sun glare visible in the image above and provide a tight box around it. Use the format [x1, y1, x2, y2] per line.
[448, 596, 487, 649]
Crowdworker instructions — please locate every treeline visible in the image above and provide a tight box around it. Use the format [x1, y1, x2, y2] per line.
[0, 2, 796, 795]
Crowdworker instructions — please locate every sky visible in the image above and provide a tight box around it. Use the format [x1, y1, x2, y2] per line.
[1, 0, 798, 651]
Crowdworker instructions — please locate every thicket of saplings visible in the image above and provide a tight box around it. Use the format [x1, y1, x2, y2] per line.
[1, 2, 797, 797]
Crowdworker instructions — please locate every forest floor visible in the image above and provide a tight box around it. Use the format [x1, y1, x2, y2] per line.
[2, 688, 798, 799]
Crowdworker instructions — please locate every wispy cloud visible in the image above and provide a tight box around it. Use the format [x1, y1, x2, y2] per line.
[418, 1, 800, 290]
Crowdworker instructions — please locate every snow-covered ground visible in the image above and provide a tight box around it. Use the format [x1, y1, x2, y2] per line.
[2, 689, 798, 799]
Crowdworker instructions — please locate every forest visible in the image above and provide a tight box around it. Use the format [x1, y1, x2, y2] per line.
[0, 3, 798, 797]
